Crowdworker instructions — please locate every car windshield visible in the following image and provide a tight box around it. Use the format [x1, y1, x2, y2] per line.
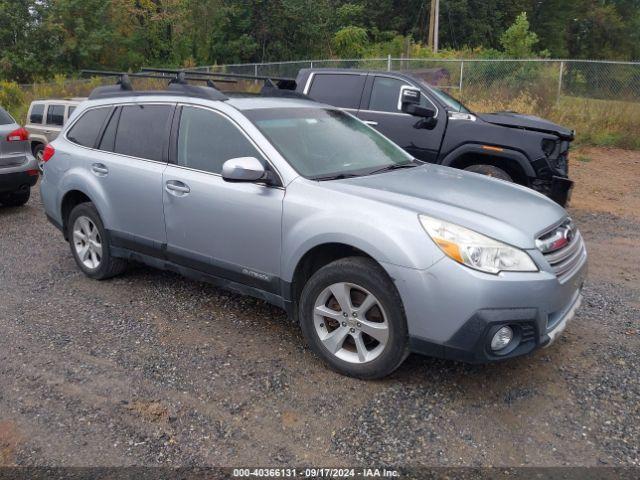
[420, 82, 470, 113]
[244, 107, 415, 180]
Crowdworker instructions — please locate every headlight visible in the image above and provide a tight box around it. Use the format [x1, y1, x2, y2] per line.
[419, 214, 538, 274]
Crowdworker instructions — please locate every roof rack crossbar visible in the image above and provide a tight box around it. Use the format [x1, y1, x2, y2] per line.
[141, 67, 295, 84]
[81, 69, 229, 101]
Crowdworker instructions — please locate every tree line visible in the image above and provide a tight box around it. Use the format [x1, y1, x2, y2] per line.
[1, 0, 639, 83]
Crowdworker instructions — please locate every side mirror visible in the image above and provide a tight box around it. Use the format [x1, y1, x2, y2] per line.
[399, 87, 436, 119]
[402, 103, 436, 119]
[222, 157, 267, 183]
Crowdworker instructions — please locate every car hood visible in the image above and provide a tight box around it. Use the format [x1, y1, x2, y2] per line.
[479, 112, 574, 140]
[322, 165, 568, 249]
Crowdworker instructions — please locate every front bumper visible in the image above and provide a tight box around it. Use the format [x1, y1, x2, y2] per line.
[383, 251, 587, 364]
[531, 175, 574, 207]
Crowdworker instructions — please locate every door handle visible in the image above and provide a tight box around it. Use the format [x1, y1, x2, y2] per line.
[363, 121, 378, 126]
[165, 180, 190, 196]
[91, 163, 109, 176]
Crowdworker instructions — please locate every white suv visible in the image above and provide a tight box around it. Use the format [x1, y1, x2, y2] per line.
[26, 98, 84, 171]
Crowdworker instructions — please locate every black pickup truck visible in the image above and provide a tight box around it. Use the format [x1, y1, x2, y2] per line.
[294, 68, 575, 205]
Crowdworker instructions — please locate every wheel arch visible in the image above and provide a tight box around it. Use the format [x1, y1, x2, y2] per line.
[440, 144, 535, 185]
[285, 241, 392, 322]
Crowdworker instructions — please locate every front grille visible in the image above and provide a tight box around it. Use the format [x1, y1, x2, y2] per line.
[537, 220, 586, 281]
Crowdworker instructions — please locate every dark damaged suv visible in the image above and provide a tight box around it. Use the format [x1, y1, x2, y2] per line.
[295, 69, 575, 205]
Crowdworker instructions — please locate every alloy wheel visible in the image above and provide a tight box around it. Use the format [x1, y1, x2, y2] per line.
[313, 282, 389, 364]
[72, 216, 103, 269]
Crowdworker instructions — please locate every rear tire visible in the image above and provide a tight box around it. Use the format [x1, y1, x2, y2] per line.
[0, 188, 30, 207]
[34, 144, 46, 173]
[67, 202, 127, 280]
[464, 164, 513, 182]
[299, 257, 409, 379]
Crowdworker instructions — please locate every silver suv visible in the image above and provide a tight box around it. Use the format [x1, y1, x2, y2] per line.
[26, 98, 83, 171]
[40, 79, 587, 378]
[0, 106, 38, 206]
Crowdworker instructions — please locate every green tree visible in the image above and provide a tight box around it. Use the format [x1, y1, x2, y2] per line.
[333, 26, 369, 58]
[500, 12, 539, 57]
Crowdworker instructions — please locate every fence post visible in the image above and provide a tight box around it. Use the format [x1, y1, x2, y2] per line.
[459, 61, 464, 93]
[310, 61, 314, 69]
[556, 61, 564, 104]
[387, 54, 391, 72]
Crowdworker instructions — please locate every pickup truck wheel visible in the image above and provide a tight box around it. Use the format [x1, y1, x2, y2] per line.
[0, 188, 30, 207]
[464, 164, 513, 182]
[67, 203, 127, 280]
[299, 257, 408, 379]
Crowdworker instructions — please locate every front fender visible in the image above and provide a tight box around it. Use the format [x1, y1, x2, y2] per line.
[281, 179, 444, 282]
[440, 143, 536, 178]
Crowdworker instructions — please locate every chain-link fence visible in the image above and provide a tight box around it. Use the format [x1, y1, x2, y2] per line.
[200, 57, 640, 105]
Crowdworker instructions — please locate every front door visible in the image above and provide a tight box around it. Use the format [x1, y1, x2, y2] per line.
[357, 75, 446, 163]
[162, 105, 284, 295]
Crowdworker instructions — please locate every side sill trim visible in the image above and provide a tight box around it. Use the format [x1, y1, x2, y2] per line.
[110, 246, 290, 312]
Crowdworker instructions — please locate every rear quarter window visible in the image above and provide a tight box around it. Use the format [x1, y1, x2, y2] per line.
[306, 74, 366, 109]
[0, 108, 14, 125]
[66, 107, 111, 148]
[29, 104, 45, 124]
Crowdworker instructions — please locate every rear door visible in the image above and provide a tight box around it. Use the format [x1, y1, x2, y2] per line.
[162, 105, 284, 295]
[66, 103, 173, 252]
[356, 75, 446, 163]
[44, 103, 66, 142]
[303, 72, 366, 111]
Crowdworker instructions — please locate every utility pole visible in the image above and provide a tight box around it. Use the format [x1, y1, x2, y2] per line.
[427, 0, 439, 53]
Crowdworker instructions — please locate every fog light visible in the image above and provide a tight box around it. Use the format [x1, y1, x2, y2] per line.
[491, 326, 513, 351]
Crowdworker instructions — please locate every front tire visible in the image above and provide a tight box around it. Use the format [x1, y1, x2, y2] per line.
[299, 257, 409, 379]
[464, 164, 513, 182]
[67, 202, 127, 280]
[0, 188, 30, 207]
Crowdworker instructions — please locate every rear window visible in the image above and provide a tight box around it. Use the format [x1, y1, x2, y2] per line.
[307, 74, 365, 109]
[0, 108, 14, 125]
[46, 104, 65, 126]
[67, 107, 111, 148]
[29, 103, 44, 124]
[113, 104, 173, 161]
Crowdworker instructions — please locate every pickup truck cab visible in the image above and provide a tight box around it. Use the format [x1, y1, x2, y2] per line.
[295, 68, 575, 205]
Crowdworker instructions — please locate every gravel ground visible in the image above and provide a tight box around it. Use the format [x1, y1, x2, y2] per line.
[0, 148, 638, 468]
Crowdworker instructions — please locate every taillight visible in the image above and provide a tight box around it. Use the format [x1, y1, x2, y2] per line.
[42, 144, 55, 163]
[7, 127, 28, 142]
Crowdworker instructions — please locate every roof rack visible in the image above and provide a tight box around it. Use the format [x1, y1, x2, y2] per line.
[140, 67, 310, 100]
[81, 70, 230, 101]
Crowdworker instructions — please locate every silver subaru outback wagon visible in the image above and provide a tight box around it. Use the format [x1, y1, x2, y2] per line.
[40, 77, 587, 379]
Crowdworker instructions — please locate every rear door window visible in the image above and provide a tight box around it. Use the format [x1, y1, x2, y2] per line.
[113, 104, 173, 162]
[46, 104, 65, 126]
[29, 103, 45, 124]
[66, 107, 111, 148]
[306, 74, 365, 109]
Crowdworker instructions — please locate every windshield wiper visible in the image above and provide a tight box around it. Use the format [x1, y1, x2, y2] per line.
[313, 173, 363, 181]
[367, 161, 420, 176]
